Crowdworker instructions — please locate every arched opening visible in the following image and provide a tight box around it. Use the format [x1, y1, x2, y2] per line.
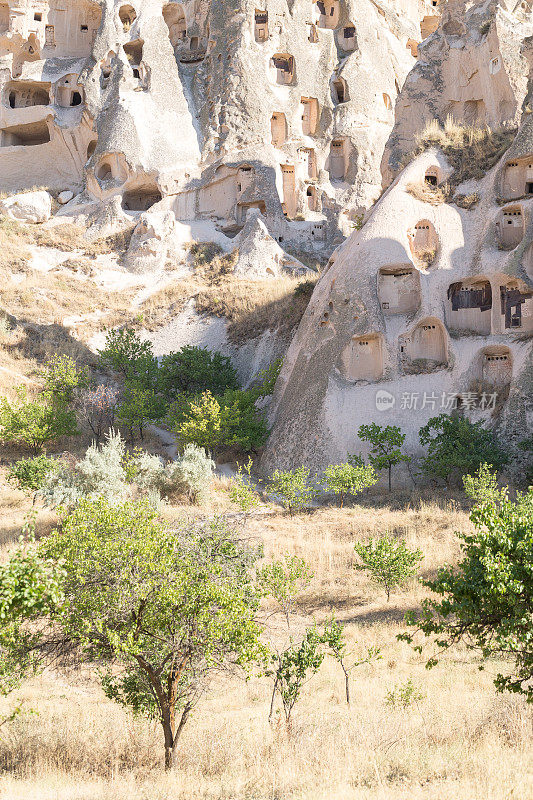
[124, 39, 143, 66]
[382, 92, 392, 110]
[119, 5, 136, 31]
[496, 206, 525, 250]
[399, 318, 448, 373]
[270, 53, 295, 85]
[328, 138, 347, 180]
[301, 97, 318, 135]
[307, 185, 318, 211]
[473, 345, 513, 397]
[162, 3, 186, 48]
[378, 266, 421, 315]
[499, 278, 533, 334]
[71, 91, 82, 106]
[446, 278, 492, 334]
[316, 0, 340, 30]
[4, 81, 50, 108]
[86, 139, 97, 160]
[408, 219, 438, 268]
[254, 9, 268, 42]
[122, 186, 162, 211]
[331, 77, 348, 104]
[502, 157, 533, 200]
[96, 161, 113, 181]
[55, 75, 83, 108]
[424, 166, 440, 186]
[270, 112, 286, 147]
[339, 333, 384, 381]
[281, 164, 297, 219]
[236, 164, 255, 194]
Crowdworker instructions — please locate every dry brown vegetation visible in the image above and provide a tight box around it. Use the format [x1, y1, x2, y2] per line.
[406, 180, 451, 205]
[139, 244, 318, 341]
[0, 483, 531, 800]
[411, 117, 516, 189]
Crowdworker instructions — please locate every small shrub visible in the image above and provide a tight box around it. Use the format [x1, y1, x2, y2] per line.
[189, 241, 224, 266]
[257, 555, 313, 626]
[322, 462, 377, 506]
[81, 385, 119, 444]
[354, 534, 423, 601]
[0, 387, 79, 454]
[268, 467, 318, 516]
[385, 679, 425, 709]
[41, 430, 128, 508]
[38, 354, 89, 404]
[454, 192, 480, 209]
[169, 444, 215, 504]
[7, 455, 59, 503]
[229, 458, 260, 514]
[98, 328, 157, 385]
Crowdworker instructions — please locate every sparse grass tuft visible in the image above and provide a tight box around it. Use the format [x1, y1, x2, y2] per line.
[406, 181, 451, 205]
[410, 118, 516, 188]
[454, 192, 481, 209]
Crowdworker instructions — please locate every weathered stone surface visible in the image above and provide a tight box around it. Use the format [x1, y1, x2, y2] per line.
[0, 190, 51, 223]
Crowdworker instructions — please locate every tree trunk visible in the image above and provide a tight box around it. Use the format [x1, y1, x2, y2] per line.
[344, 671, 350, 705]
[388, 465, 392, 492]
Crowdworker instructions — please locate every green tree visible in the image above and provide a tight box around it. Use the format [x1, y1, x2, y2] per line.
[357, 424, 411, 492]
[323, 618, 381, 705]
[257, 555, 313, 627]
[354, 534, 423, 601]
[38, 354, 89, 404]
[418, 414, 508, 486]
[267, 625, 328, 725]
[7, 455, 58, 504]
[400, 468, 533, 701]
[170, 390, 269, 456]
[322, 461, 377, 506]
[268, 467, 318, 516]
[228, 458, 260, 515]
[117, 382, 167, 444]
[249, 358, 283, 400]
[158, 346, 239, 400]
[0, 517, 64, 696]
[98, 328, 157, 386]
[0, 386, 78, 454]
[39, 499, 265, 769]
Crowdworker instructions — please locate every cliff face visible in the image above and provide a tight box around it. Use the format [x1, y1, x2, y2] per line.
[1, 0, 532, 478]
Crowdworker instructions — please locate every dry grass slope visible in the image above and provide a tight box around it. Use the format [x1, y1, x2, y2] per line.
[0, 487, 530, 800]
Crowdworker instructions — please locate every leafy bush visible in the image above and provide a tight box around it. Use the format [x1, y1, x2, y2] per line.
[357, 423, 411, 491]
[39, 354, 89, 404]
[249, 358, 283, 399]
[133, 445, 214, 504]
[268, 467, 318, 516]
[401, 468, 533, 701]
[41, 430, 128, 508]
[354, 534, 423, 601]
[7, 455, 59, 503]
[0, 386, 78, 454]
[170, 389, 269, 456]
[418, 414, 508, 486]
[322, 462, 377, 506]
[158, 346, 239, 400]
[257, 555, 313, 626]
[98, 328, 157, 385]
[228, 458, 260, 515]
[116, 381, 167, 444]
[385, 679, 425, 709]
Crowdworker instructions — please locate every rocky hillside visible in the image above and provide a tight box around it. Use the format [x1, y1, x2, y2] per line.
[0, 0, 531, 478]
